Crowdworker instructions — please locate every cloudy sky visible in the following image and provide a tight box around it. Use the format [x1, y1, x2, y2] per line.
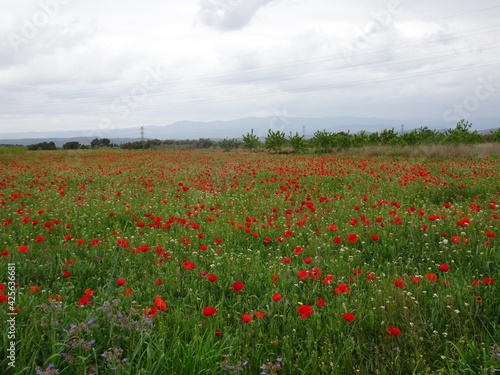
[1, 0, 500, 135]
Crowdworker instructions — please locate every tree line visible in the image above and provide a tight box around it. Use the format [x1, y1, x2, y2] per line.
[21, 119, 500, 152]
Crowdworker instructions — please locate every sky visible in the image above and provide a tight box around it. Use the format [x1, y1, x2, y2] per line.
[1, 0, 500, 136]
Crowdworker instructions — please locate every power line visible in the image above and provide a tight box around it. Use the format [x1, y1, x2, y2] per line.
[3, 58, 499, 119]
[2, 21, 500, 100]
[2, 36, 500, 112]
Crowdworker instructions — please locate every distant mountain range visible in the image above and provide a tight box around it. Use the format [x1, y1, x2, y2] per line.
[1, 116, 499, 147]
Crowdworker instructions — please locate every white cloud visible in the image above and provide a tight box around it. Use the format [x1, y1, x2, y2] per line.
[196, 0, 280, 31]
[1, 0, 499, 135]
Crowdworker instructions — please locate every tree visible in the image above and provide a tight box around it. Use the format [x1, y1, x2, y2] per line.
[312, 130, 334, 153]
[242, 129, 261, 151]
[379, 128, 398, 145]
[351, 130, 369, 147]
[332, 131, 351, 151]
[218, 138, 239, 152]
[62, 141, 82, 150]
[288, 132, 308, 153]
[444, 119, 484, 145]
[27, 141, 57, 150]
[90, 138, 112, 148]
[264, 129, 286, 153]
[491, 128, 500, 143]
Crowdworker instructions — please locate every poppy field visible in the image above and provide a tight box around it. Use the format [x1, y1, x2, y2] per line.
[1, 149, 499, 374]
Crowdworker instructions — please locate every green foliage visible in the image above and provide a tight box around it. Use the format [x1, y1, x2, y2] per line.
[490, 128, 500, 143]
[332, 131, 351, 151]
[312, 130, 334, 153]
[218, 138, 239, 152]
[351, 130, 370, 147]
[264, 129, 286, 153]
[242, 129, 261, 151]
[444, 119, 484, 145]
[0, 145, 27, 154]
[0, 150, 499, 374]
[62, 141, 83, 150]
[288, 132, 308, 153]
[379, 128, 398, 145]
[91, 138, 112, 148]
[27, 141, 57, 150]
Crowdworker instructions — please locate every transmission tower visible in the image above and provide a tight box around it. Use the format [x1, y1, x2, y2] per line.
[140, 125, 144, 146]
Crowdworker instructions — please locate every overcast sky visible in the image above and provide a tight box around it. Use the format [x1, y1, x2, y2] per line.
[1, 0, 500, 135]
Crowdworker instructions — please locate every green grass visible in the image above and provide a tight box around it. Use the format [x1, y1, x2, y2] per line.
[0, 150, 498, 374]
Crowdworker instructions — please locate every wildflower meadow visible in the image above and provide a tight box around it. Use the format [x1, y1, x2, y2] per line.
[0, 149, 499, 374]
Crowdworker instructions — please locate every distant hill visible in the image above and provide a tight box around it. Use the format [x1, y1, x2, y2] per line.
[0, 116, 498, 146]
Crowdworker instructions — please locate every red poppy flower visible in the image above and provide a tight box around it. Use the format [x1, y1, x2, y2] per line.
[117, 278, 126, 286]
[29, 285, 40, 293]
[35, 235, 45, 242]
[334, 283, 350, 294]
[322, 274, 335, 284]
[143, 306, 158, 318]
[316, 298, 325, 307]
[309, 268, 321, 280]
[298, 270, 309, 279]
[425, 273, 438, 283]
[303, 257, 312, 264]
[272, 292, 282, 302]
[203, 306, 217, 316]
[343, 313, 355, 322]
[484, 277, 494, 286]
[155, 295, 167, 311]
[293, 246, 303, 255]
[366, 272, 377, 281]
[215, 329, 223, 337]
[271, 274, 279, 286]
[232, 281, 245, 292]
[283, 257, 291, 264]
[333, 236, 342, 244]
[63, 271, 70, 278]
[77, 295, 91, 306]
[208, 274, 217, 282]
[471, 279, 482, 287]
[394, 279, 405, 289]
[17, 245, 29, 253]
[182, 261, 195, 271]
[352, 269, 362, 276]
[254, 311, 266, 319]
[48, 294, 62, 302]
[297, 305, 314, 319]
[439, 264, 450, 272]
[411, 275, 422, 284]
[347, 233, 359, 243]
[242, 314, 252, 323]
[387, 326, 401, 336]
[122, 287, 133, 297]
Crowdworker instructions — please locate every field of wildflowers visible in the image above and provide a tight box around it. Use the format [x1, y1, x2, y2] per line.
[0, 149, 498, 374]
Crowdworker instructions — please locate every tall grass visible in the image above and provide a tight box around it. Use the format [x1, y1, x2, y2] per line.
[0, 145, 27, 155]
[0, 150, 498, 374]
